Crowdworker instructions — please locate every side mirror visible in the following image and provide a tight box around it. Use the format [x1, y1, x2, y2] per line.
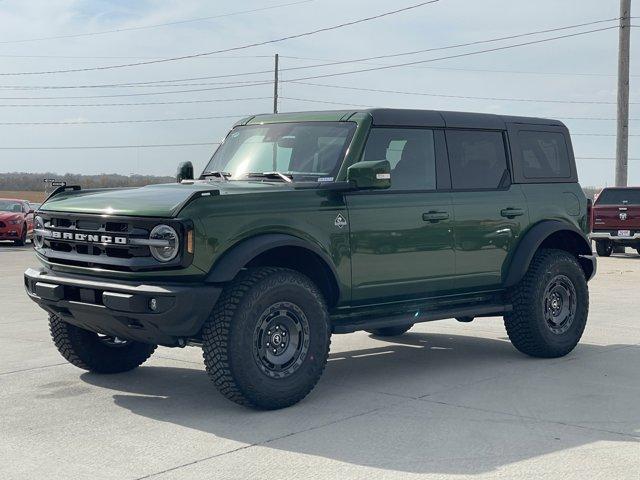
[346, 160, 391, 190]
[28, 209, 34, 214]
[176, 161, 194, 183]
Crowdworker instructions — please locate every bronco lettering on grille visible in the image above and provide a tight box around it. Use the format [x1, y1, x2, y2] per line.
[50, 230, 127, 244]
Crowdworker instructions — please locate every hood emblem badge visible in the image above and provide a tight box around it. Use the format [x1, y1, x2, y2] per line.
[334, 214, 347, 229]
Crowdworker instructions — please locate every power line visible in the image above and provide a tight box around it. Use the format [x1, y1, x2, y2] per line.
[575, 157, 640, 161]
[280, 25, 620, 84]
[0, 1, 315, 44]
[0, 78, 273, 90]
[281, 96, 375, 107]
[281, 97, 640, 119]
[573, 133, 640, 137]
[0, 25, 620, 101]
[0, 96, 272, 108]
[0, 1, 440, 76]
[290, 80, 634, 105]
[0, 114, 250, 126]
[0, 17, 621, 88]
[282, 54, 640, 78]
[0, 142, 220, 150]
[0, 80, 273, 99]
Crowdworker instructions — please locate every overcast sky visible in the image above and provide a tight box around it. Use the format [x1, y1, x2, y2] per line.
[0, 0, 637, 186]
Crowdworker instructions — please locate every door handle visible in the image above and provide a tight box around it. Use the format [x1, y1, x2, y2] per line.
[500, 208, 525, 218]
[422, 211, 450, 222]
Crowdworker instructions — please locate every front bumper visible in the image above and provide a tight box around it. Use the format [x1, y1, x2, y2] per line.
[24, 267, 221, 346]
[0, 226, 20, 239]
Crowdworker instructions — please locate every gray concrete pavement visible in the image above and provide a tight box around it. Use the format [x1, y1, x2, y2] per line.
[1, 243, 638, 479]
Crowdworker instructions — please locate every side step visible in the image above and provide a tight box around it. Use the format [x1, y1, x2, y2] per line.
[332, 303, 512, 334]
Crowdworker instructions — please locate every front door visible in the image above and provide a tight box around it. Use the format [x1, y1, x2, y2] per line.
[346, 127, 455, 304]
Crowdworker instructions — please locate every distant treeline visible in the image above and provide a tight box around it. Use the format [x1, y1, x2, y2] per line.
[0, 172, 174, 191]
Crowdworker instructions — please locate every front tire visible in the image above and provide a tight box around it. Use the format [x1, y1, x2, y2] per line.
[202, 267, 331, 410]
[595, 240, 613, 257]
[14, 224, 26, 246]
[366, 324, 413, 336]
[49, 315, 156, 373]
[504, 249, 588, 358]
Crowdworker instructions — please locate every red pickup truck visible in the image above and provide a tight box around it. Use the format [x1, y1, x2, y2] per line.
[0, 198, 34, 246]
[590, 187, 640, 256]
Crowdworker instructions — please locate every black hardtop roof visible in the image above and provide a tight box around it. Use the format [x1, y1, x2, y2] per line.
[246, 108, 566, 129]
[365, 108, 565, 129]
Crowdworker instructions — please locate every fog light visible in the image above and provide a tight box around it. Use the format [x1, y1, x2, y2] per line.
[149, 298, 158, 311]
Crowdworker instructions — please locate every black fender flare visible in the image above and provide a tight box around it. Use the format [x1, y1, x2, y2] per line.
[503, 220, 594, 288]
[206, 233, 340, 286]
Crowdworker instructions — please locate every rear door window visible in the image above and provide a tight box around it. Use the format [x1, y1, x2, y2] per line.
[446, 130, 508, 190]
[518, 131, 571, 179]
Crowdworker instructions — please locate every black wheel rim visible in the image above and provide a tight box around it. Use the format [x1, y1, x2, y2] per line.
[542, 274, 577, 335]
[253, 301, 310, 379]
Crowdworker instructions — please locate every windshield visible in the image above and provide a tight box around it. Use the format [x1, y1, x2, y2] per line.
[0, 200, 22, 213]
[595, 188, 640, 206]
[203, 122, 356, 181]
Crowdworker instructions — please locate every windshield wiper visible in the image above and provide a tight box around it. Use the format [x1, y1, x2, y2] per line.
[201, 171, 231, 181]
[246, 171, 293, 183]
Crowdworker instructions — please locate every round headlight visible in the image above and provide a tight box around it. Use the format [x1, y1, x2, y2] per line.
[149, 225, 179, 262]
[33, 216, 44, 249]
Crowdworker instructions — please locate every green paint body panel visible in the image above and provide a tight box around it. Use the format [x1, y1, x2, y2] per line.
[32, 110, 593, 324]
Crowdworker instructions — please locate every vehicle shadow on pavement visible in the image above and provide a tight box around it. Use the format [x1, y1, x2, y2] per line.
[80, 332, 640, 475]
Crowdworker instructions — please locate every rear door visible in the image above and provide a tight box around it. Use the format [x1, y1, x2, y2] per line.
[346, 127, 455, 304]
[446, 129, 528, 291]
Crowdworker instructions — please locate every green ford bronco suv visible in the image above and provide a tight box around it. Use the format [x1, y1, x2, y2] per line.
[25, 109, 596, 409]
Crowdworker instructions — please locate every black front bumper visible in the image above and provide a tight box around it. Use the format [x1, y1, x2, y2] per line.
[24, 268, 222, 346]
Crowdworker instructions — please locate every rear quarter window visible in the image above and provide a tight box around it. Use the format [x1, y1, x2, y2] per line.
[518, 130, 571, 179]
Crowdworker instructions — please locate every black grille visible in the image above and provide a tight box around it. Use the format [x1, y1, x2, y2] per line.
[35, 213, 187, 271]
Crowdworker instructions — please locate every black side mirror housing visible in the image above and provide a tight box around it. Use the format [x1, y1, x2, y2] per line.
[176, 161, 194, 183]
[346, 160, 391, 190]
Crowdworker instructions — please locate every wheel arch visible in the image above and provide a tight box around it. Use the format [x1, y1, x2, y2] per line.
[504, 220, 595, 288]
[206, 234, 341, 307]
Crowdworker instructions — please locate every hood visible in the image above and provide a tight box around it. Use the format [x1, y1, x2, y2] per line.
[39, 180, 291, 218]
[0, 211, 23, 221]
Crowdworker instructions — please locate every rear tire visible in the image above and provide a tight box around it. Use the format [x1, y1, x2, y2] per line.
[366, 324, 413, 336]
[595, 240, 613, 257]
[202, 267, 331, 410]
[49, 314, 156, 373]
[504, 249, 588, 358]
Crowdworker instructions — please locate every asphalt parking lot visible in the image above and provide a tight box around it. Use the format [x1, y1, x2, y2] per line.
[1, 243, 639, 480]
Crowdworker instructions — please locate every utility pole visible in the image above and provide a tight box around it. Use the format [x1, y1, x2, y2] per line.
[615, 0, 631, 186]
[273, 53, 279, 114]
